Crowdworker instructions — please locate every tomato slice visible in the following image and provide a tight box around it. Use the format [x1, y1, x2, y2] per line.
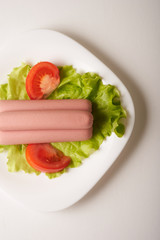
[26, 62, 60, 100]
[26, 144, 71, 173]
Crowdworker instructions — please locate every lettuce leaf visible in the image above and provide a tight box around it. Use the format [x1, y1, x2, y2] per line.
[7, 63, 31, 100]
[0, 63, 127, 179]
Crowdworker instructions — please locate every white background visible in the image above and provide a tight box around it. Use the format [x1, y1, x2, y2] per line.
[0, 0, 159, 239]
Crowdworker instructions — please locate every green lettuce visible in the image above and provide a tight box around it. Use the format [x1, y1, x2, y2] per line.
[0, 63, 127, 179]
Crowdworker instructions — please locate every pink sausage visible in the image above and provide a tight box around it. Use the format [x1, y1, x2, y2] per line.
[0, 99, 92, 112]
[0, 110, 93, 131]
[0, 128, 93, 145]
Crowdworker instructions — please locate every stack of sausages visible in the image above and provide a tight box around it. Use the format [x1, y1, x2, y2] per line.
[0, 99, 93, 145]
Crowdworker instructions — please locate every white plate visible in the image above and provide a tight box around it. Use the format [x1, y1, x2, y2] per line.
[0, 29, 135, 212]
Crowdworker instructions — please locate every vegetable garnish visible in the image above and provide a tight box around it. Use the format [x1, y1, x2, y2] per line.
[26, 144, 71, 173]
[26, 62, 60, 99]
[0, 63, 127, 179]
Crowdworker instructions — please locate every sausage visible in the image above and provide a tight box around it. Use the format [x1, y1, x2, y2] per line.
[0, 99, 92, 112]
[0, 128, 93, 145]
[0, 110, 93, 131]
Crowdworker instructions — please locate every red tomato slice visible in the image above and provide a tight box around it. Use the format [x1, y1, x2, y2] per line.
[26, 144, 71, 173]
[26, 62, 60, 100]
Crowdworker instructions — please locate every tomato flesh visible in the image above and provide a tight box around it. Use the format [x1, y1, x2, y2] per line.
[26, 62, 60, 100]
[26, 144, 71, 173]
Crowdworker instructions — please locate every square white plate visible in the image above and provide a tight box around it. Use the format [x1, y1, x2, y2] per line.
[0, 29, 135, 212]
